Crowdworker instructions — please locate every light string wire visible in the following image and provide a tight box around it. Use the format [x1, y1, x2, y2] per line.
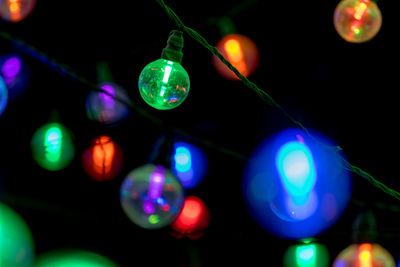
[0, 30, 246, 161]
[155, 0, 400, 201]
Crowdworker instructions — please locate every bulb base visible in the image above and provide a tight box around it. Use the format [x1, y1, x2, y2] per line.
[161, 30, 184, 64]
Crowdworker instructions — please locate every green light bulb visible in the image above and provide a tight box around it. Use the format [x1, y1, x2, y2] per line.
[31, 122, 75, 171]
[0, 202, 35, 266]
[138, 58, 190, 110]
[138, 30, 190, 110]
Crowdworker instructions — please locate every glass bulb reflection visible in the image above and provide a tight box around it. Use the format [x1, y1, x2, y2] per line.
[120, 164, 184, 229]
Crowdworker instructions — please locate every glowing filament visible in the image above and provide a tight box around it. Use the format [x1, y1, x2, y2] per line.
[148, 172, 165, 199]
[358, 243, 372, 267]
[44, 127, 62, 163]
[8, 0, 21, 21]
[175, 146, 192, 172]
[276, 139, 316, 197]
[296, 244, 316, 267]
[351, 0, 370, 33]
[92, 136, 115, 176]
[162, 65, 172, 83]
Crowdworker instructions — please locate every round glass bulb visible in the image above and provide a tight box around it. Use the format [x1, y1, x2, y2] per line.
[120, 164, 185, 229]
[0, 202, 35, 266]
[81, 136, 124, 182]
[0, 75, 7, 117]
[334, 0, 382, 43]
[333, 243, 395, 267]
[170, 196, 210, 238]
[138, 59, 190, 110]
[86, 82, 131, 126]
[0, 0, 36, 22]
[31, 122, 75, 171]
[243, 128, 352, 239]
[212, 33, 259, 80]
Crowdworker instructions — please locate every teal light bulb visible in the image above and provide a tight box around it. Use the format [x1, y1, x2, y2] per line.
[138, 58, 190, 110]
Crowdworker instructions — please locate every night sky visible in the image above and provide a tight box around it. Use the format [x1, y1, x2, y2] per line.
[1, 0, 400, 266]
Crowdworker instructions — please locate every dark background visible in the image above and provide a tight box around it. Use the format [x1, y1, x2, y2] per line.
[1, 0, 400, 266]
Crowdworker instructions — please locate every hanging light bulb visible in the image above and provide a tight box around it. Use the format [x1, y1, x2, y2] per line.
[170, 196, 210, 239]
[0, 75, 7, 117]
[212, 33, 259, 80]
[0, 0, 37, 22]
[334, 0, 382, 43]
[171, 141, 208, 189]
[31, 122, 75, 171]
[138, 30, 190, 110]
[0, 54, 29, 100]
[81, 136, 124, 182]
[120, 164, 185, 229]
[242, 128, 352, 239]
[333, 210, 396, 267]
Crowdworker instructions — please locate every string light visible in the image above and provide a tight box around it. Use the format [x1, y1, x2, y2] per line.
[170, 196, 210, 239]
[120, 164, 184, 229]
[243, 128, 352, 239]
[0, 0, 37, 22]
[81, 136, 124, 182]
[334, 0, 382, 43]
[212, 33, 259, 80]
[31, 122, 75, 171]
[138, 30, 190, 110]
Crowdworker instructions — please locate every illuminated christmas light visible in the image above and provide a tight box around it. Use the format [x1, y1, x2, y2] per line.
[171, 142, 208, 189]
[0, 202, 35, 266]
[333, 243, 395, 267]
[82, 136, 124, 181]
[0, 0, 37, 22]
[138, 30, 190, 110]
[120, 164, 184, 229]
[212, 33, 259, 80]
[31, 122, 75, 171]
[86, 82, 131, 126]
[170, 196, 210, 238]
[334, 0, 382, 43]
[243, 128, 352, 239]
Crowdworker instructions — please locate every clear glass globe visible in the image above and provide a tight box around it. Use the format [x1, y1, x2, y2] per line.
[120, 164, 185, 229]
[334, 0, 382, 43]
[138, 59, 190, 110]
